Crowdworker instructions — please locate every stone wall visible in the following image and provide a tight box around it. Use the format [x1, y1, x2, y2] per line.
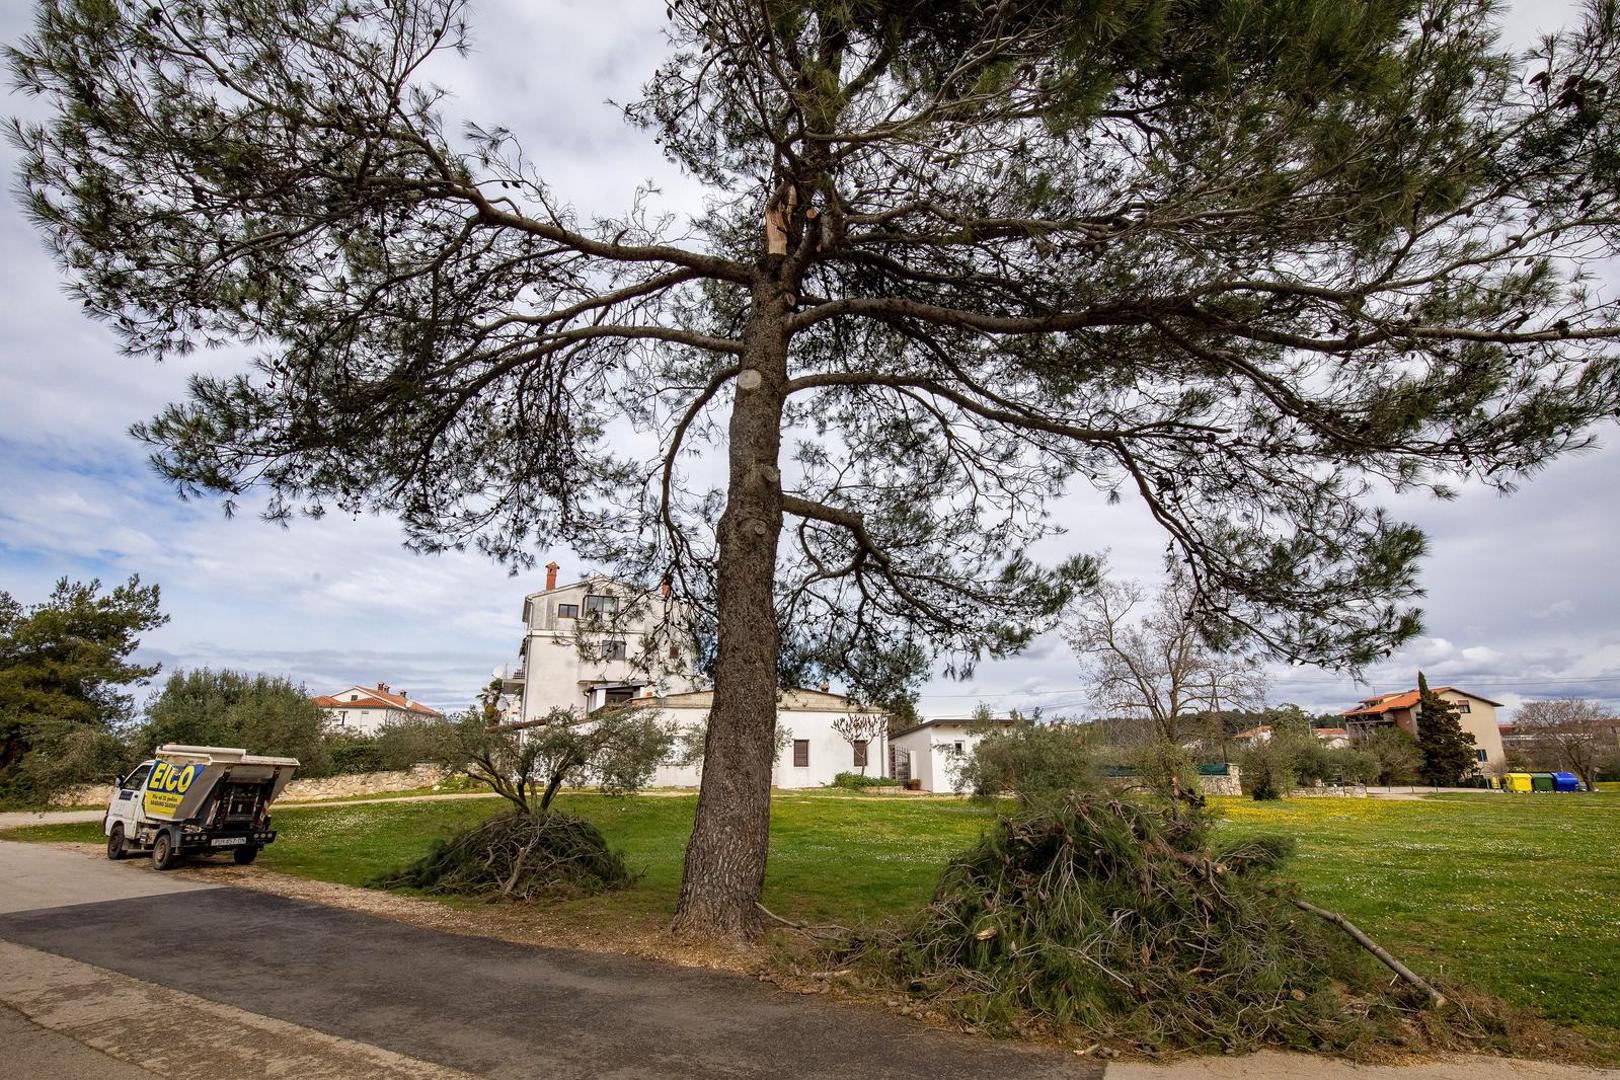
[1289, 781, 1368, 798]
[1199, 767, 1242, 797]
[282, 764, 448, 801]
[53, 763, 449, 807]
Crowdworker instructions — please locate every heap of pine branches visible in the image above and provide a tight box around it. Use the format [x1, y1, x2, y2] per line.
[850, 794, 1444, 1054]
[371, 811, 635, 901]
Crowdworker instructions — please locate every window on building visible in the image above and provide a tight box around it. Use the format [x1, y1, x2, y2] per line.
[953, 741, 965, 754]
[604, 686, 637, 707]
[1456, 700, 1471, 713]
[603, 640, 628, 661]
[557, 603, 579, 619]
[584, 594, 619, 617]
[1476, 748, 1488, 762]
[853, 739, 868, 768]
[668, 644, 679, 660]
[793, 739, 810, 768]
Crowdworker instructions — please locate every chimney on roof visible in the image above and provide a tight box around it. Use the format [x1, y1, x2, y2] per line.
[377, 682, 389, 693]
[545, 561, 560, 591]
[401, 690, 408, 700]
[819, 682, 830, 693]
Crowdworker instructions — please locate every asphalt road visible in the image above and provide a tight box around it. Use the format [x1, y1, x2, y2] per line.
[0, 842, 1092, 1079]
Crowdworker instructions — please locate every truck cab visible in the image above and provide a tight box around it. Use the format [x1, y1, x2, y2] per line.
[104, 746, 299, 870]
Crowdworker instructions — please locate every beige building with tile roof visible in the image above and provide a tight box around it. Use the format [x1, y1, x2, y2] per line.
[1341, 685, 1506, 772]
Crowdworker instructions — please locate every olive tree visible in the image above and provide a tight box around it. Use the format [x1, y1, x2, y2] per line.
[445, 707, 672, 814]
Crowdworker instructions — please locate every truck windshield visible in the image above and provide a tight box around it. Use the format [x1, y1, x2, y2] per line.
[123, 764, 153, 790]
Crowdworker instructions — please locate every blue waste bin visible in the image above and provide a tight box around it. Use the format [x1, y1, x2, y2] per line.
[1551, 771, 1582, 792]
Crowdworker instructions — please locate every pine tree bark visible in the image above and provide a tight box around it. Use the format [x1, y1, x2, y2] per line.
[671, 277, 790, 939]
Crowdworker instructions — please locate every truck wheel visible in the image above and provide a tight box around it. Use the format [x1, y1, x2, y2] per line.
[106, 823, 127, 861]
[151, 831, 180, 871]
[233, 845, 259, 866]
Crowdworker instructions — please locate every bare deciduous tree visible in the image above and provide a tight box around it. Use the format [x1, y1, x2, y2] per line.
[1064, 573, 1267, 746]
[1513, 698, 1614, 788]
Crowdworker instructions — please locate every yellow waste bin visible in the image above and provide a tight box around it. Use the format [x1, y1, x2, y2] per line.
[1503, 772, 1533, 793]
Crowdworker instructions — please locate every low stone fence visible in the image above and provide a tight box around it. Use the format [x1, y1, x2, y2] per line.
[1288, 782, 1369, 798]
[53, 763, 449, 807]
[282, 764, 447, 801]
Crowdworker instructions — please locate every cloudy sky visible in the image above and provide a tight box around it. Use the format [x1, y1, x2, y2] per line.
[2, 0, 1614, 723]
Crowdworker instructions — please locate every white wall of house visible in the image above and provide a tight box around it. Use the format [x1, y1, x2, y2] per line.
[320, 705, 406, 735]
[633, 690, 889, 790]
[889, 720, 1006, 792]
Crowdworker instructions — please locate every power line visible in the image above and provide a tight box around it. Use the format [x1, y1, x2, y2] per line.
[921, 671, 1620, 704]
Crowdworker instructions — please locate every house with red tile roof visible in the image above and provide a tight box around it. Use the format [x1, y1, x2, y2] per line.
[314, 682, 445, 735]
[1340, 684, 1506, 772]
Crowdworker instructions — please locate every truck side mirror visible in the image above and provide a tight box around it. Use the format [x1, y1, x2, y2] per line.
[114, 772, 126, 789]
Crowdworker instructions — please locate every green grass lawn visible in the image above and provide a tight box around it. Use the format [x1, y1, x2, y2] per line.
[6, 790, 1616, 1055]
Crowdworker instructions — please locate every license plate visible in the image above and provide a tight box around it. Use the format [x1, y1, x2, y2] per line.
[210, 836, 247, 847]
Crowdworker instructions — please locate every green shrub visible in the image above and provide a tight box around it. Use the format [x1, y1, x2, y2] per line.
[374, 715, 453, 770]
[3, 721, 131, 807]
[954, 716, 1098, 806]
[139, 668, 332, 774]
[1295, 743, 1379, 786]
[1127, 741, 1203, 799]
[1357, 726, 1423, 784]
[830, 771, 895, 789]
[324, 732, 385, 775]
[1237, 728, 1378, 798]
[1238, 736, 1296, 799]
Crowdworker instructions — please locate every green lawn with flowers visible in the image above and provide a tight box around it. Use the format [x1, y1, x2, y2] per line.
[5, 789, 1616, 1055]
[1215, 793, 1619, 1052]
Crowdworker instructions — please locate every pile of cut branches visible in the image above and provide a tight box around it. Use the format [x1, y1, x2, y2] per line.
[842, 794, 1458, 1054]
[371, 810, 635, 900]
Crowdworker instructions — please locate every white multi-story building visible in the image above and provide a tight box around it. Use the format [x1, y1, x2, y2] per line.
[502, 562, 703, 724]
[500, 563, 892, 788]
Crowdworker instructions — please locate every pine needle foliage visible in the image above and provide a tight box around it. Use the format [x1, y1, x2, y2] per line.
[851, 794, 1439, 1053]
[371, 810, 635, 901]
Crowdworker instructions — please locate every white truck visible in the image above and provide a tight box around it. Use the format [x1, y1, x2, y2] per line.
[104, 744, 300, 870]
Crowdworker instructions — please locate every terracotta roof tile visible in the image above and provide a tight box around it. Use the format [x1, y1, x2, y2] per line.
[1341, 685, 1502, 717]
[313, 688, 444, 718]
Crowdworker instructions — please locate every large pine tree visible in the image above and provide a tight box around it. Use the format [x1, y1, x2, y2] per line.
[12, 0, 1620, 936]
[0, 577, 167, 805]
[1415, 671, 1478, 786]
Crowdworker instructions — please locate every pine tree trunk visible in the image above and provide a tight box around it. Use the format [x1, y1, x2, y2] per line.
[671, 282, 789, 940]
